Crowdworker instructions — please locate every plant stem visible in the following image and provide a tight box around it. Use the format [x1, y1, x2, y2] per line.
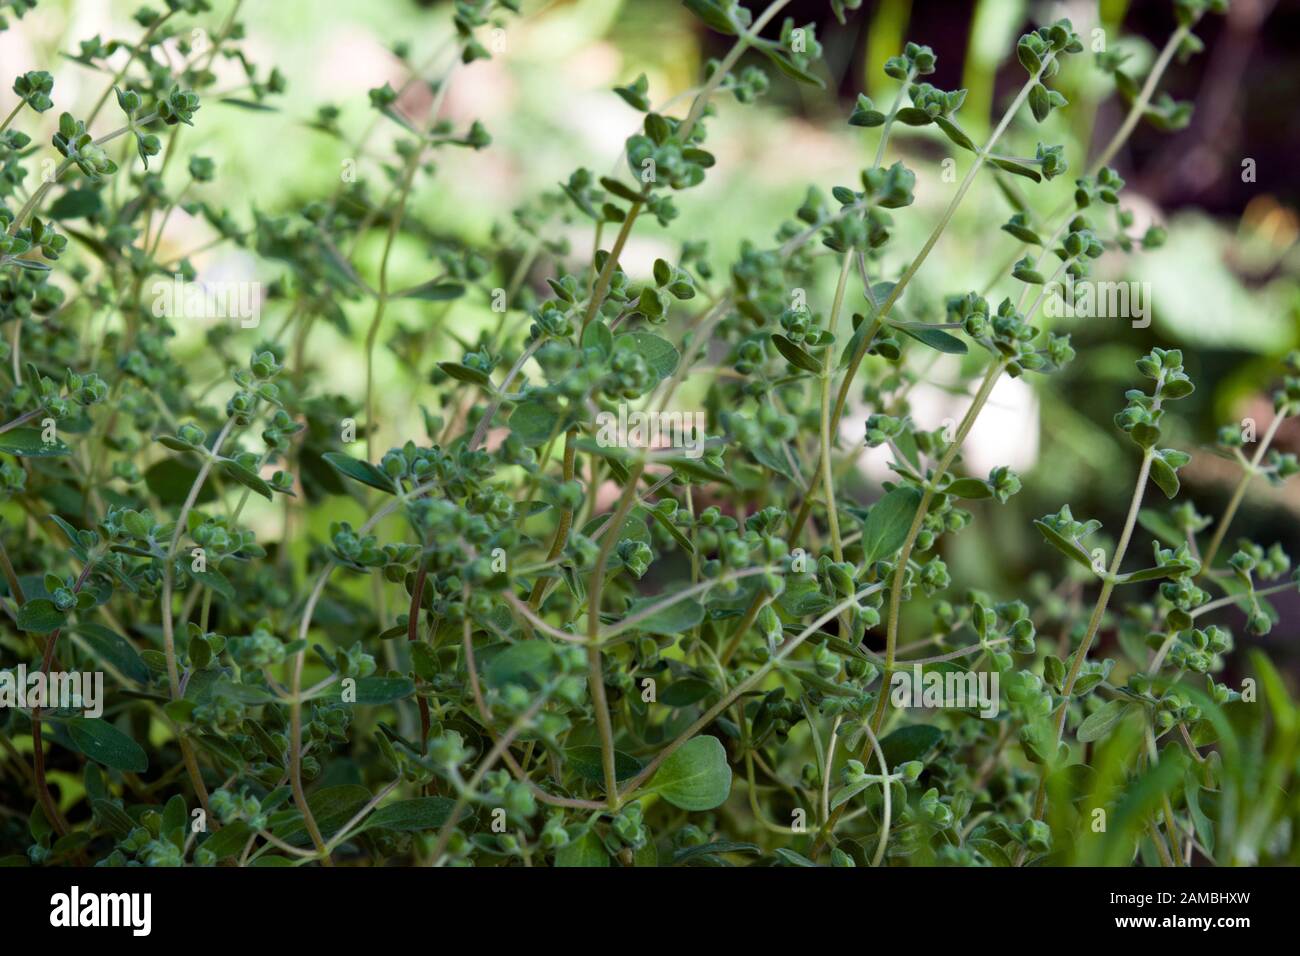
[819, 248, 854, 565]
[809, 358, 1005, 856]
[789, 55, 1056, 546]
[1021, 374, 1168, 860]
[0, 101, 22, 136]
[1200, 409, 1286, 573]
[619, 583, 883, 803]
[872, 360, 1004, 731]
[528, 432, 575, 608]
[1090, 26, 1190, 175]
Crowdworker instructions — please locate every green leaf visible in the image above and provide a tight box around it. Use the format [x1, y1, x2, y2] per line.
[623, 593, 704, 636]
[894, 107, 933, 126]
[358, 797, 455, 833]
[198, 820, 253, 860]
[192, 567, 235, 600]
[879, 724, 943, 766]
[1116, 563, 1195, 584]
[397, 280, 464, 301]
[485, 640, 556, 691]
[1077, 700, 1131, 743]
[861, 486, 923, 564]
[565, 746, 643, 784]
[437, 362, 493, 387]
[1137, 509, 1183, 547]
[67, 717, 148, 772]
[1185, 776, 1214, 856]
[145, 459, 217, 506]
[829, 778, 873, 810]
[648, 735, 732, 811]
[47, 188, 103, 220]
[581, 320, 613, 358]
[990, 158, 1041, 182]
[1149, 456, 1180, 498]
[508, 400, 559, 447]
[74, 623, 148, 684]
[1033, 519, 1097, 572]
[614, 332, 679, 381]
[17, 598, 65, 634]
[758, 47, 825, 88]
[932, 116, 976, 152]
[682, 0, 736, 35]
[659, 677, 714, 707]
[893, 322, 968, 354]
[91, 799, 136, 839]
[1028, 82, 1051, 122]
[322, 452, 395, 494]
[351, 677, 416, 704]
[0, 428, 70, 457]
[555, 829, 610, 867]
[773, 847, 819, 866]
[274, 785, 370, 845]
[946, 477, 991, 499]
[771, 334, 823, 373]
[218, 460, 273, 500]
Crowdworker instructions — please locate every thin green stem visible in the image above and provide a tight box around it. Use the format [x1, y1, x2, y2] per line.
[1200, 409, 1286, 573]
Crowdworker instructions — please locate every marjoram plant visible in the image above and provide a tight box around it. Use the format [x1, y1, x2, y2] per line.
[2, 0, 1298, 869]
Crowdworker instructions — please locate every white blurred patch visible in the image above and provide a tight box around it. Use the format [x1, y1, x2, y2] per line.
[853, 373, 1039, 481]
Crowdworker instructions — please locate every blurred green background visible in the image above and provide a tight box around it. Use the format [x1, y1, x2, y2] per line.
[3, 0, 1297, 681]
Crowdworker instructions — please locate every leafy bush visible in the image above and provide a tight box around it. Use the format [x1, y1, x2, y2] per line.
[3, 0, 1297, 869]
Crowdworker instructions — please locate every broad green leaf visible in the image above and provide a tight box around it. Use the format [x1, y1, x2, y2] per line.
[879, 724, 943, 766]
[649, 735, 732, 811]
[861, 486, 923, 564]
[614, 332, 679, 381]
[946, 477, 991, 499]
[1148, 456, 1180, 498]
[198, 820, 253, 860]
[358, 797, 455, 833]
[485, 640, 556, 691]
[191, 567, 235, 600]
[659, 677, 714, 707]
[74, 623, 148, 684]
[145, 458, 217, 505]
[351, 676, 416, 704]
[508, 400, 559, 447]
[0, 428, 70, 457]
[555, 829, 610, 867]
[67, 717, 148, 772]
[565, 746, 643, 784]
[622, 593, 704, 636]
[17, 598, 65, 634]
